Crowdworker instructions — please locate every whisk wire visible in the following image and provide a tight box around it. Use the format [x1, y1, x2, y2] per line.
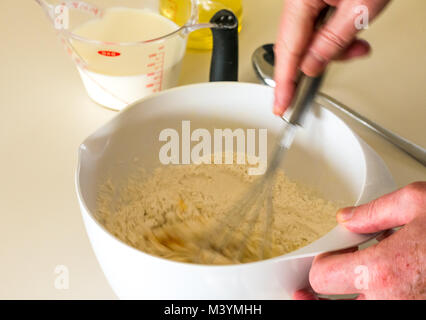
[195, 122, 298, 264]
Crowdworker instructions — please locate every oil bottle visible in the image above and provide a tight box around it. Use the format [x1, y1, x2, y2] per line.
[160, 0, 243, 50]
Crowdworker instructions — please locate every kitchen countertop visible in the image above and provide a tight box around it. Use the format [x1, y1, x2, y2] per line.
[0, 0, 424, 299]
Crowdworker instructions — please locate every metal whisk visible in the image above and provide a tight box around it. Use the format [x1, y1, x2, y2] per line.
[197, 74, 325, 264]
[197, 7, 334, 265]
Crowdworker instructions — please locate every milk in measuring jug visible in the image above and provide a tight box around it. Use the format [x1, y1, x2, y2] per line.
[71, 7, 186, 110]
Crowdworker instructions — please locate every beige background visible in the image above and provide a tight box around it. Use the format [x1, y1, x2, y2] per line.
[0, 0, 425, 299]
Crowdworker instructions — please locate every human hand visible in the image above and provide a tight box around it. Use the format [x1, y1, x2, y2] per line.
[273, 0, 391, 116]
[294, 182, 426, 300]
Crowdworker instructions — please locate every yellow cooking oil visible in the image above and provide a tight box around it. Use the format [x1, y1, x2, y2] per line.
[160, 0, 243, 50]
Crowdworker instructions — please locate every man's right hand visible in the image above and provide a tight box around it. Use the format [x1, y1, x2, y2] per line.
[273, 0, 391, 116]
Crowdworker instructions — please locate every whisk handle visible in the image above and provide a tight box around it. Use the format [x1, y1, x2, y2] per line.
[287, 74, 324, 126]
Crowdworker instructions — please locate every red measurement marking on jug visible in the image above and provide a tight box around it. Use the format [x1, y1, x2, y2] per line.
[64, 1, 101, 17]
[98, 50, 121, 57]
[145, 45, 166, 93]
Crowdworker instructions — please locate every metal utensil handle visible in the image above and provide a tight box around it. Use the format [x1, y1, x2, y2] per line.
[318, 93, 426, 166]
[288, 75, 324, 126]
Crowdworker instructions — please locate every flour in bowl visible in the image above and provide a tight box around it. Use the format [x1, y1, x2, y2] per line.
[96, 158, 340, 265]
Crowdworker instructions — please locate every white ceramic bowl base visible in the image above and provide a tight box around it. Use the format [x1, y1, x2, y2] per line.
[76, 83, 395, 299]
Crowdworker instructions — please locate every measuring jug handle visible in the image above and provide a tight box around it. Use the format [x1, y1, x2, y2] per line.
[209, 10, 239, 82]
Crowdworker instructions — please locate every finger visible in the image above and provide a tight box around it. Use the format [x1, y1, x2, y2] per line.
[337, 182, 426, 233]
[309, 248, 369, 295]
[293, 288, 319, 300]
[336, 38, 370, 60]
[273, 0, 326, 116]
[300, 0, 390, 76]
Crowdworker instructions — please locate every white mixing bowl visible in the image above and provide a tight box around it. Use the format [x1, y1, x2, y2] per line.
[76, 82, 395, 299]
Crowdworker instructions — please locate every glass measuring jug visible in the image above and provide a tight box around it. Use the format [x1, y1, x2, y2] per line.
[36, 0, 238, 110]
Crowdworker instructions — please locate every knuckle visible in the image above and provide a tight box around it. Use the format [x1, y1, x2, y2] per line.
[274, 38, 302, 59]
[354, 244, 387, 286]
[300, 0, 323, 12]
[319, 27, 348, 49]
[314, 27, 350, 60]
[364, 246, 394, 289]
[309, 255, 328, 292]
[325, 0, 341, 6]
[364, 199, 380, 229]
[308, 266, 323, 292]
[402, 182, 426, 208]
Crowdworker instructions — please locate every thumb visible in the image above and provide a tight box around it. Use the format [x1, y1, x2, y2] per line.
[337, 182, 426, 233]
